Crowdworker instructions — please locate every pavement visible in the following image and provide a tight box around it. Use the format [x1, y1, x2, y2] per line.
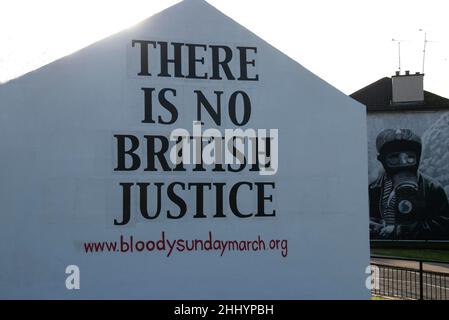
[371, 257, 449, 274]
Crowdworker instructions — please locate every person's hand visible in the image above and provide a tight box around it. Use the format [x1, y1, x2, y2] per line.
[370, 220, 383, 236]
[379, 225, 396, 238]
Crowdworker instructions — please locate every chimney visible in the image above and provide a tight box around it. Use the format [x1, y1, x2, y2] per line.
[392, 71, 424, 103]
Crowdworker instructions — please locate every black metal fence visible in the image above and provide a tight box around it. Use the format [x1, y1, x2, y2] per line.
[371, 255, 449, 300]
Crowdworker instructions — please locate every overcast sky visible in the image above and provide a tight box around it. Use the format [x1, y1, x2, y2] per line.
[1, 0, 448, 97]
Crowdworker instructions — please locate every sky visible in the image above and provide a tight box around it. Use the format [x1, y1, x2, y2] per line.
[1, 0, 448, 97]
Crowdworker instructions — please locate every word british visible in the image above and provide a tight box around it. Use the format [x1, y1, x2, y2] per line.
[114, 122, 278, 175]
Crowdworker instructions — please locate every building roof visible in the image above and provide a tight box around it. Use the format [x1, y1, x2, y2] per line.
[350, 77, 449, 112]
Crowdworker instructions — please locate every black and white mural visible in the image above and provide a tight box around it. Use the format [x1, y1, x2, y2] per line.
[369, 113, 449, 240]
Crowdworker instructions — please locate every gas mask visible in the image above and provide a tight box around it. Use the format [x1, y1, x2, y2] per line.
[381, 150, 419, 222]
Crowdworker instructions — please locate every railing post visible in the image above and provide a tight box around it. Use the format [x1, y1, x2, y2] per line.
[419, 261, 424, 300]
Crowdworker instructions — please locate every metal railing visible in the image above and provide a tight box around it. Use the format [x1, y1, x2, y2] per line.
[371, 255, 449, 300]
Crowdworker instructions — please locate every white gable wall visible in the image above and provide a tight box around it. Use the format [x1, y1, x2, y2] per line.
[0, 0, 370, 299]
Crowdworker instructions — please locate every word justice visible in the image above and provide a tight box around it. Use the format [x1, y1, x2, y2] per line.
[114, 181, 276, 225]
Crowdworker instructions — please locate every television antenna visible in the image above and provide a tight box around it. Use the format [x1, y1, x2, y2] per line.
[419, 29, 439, 73]
[419, 29, 428, 74]
[391, 39, 405, 73]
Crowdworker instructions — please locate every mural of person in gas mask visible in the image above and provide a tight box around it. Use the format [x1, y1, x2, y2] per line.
[369, 128, 449, 240]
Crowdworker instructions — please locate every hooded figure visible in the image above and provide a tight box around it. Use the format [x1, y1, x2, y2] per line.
[369, 128, 449, 240]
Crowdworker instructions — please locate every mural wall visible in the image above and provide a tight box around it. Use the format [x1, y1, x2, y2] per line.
[368, 111, 449, 240]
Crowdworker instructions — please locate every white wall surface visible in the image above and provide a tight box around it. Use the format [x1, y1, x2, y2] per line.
[0, 0, 370, 299]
